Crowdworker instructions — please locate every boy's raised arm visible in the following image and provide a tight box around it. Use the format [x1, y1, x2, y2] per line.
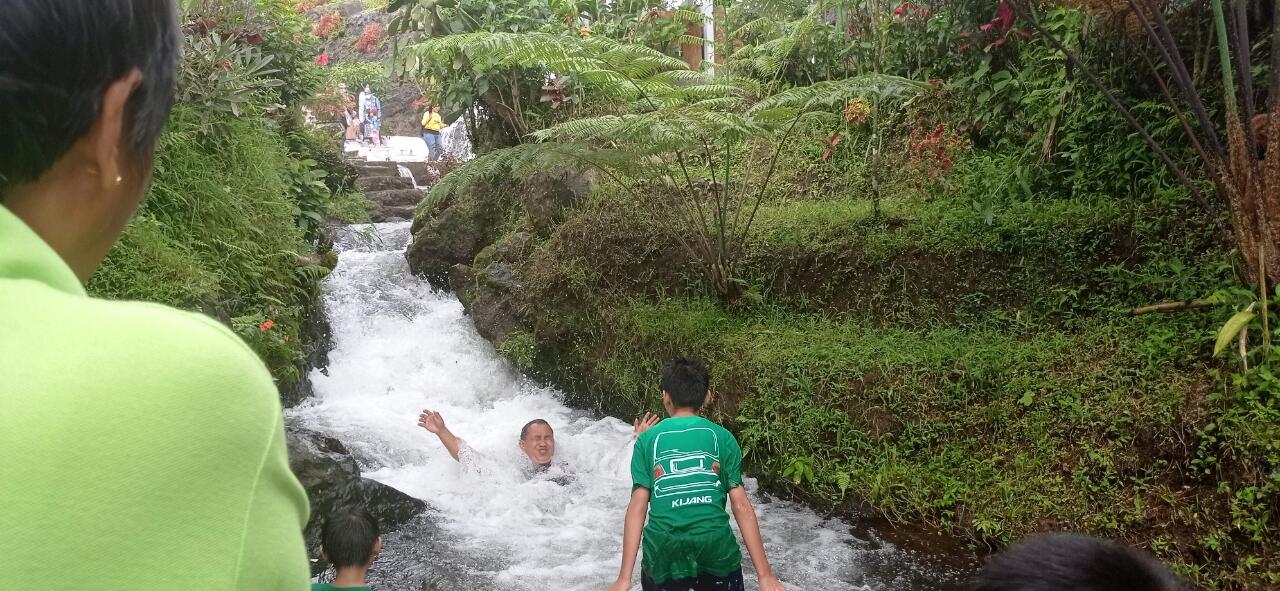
[729, 487, 787, 591]
[418, 409, 462, 461]
[607, 487, 650, 591]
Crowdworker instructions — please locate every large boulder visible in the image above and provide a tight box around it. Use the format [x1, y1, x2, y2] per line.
[405, 202, 488, 285]
[286, 427, 427, 576]
[518, 170, 596, 234]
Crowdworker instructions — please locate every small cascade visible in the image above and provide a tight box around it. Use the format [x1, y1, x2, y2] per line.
[396, 164, 418, 188]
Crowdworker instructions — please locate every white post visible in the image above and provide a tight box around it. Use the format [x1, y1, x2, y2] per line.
[702, 0, 715, 73]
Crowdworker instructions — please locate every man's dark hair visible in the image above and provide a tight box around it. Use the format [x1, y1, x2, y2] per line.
[320, 509, 380, 568]
[0, 0, 180, 191]
[973, 533, 1183, 591]
[520, 419, 552, 441]
[661, 356, 710, 409]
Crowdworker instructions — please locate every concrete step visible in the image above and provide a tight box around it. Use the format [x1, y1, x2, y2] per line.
[371, 204, 418, 223]
[366, 188, 425, 207]
[356, 165, 398, 178]
[356, 176, 414, 193]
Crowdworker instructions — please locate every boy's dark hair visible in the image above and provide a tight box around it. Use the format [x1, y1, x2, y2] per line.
[0, 0, 180, 191]
[973, 533, 1182, 591]
[520, 419, 551, 440]
[661, 356, 710, 409]
[321, 509, 381, 568]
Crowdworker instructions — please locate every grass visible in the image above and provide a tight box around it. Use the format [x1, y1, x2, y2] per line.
[88, 105, 328, 384]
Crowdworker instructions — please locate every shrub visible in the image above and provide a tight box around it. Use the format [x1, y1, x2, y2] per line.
[326, 60, 390, 96]
[312, 11, 343, 39]
[353, 23, 384, 53]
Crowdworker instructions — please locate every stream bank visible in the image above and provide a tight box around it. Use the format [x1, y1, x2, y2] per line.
[403, 150, 1247, 584]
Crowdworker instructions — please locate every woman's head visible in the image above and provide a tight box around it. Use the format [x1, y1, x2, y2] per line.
[432, 105, 441, 113]
[0, 0, 179, 281]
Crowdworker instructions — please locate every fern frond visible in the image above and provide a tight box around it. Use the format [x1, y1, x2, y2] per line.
[749, 74, 929, 113]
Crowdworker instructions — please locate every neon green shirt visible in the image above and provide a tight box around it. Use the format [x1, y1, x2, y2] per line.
[0, 206, 310, 589]
[312, 584, 372, 591]
[630, 415, 744, 583]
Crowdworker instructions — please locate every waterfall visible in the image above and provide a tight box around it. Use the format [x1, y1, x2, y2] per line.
[286, 222, 966, 590]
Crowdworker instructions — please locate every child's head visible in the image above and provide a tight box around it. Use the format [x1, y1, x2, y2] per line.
[973, 533, 1183, 591]
[660, 356, 711, 412]
[321, 508, 382, 571]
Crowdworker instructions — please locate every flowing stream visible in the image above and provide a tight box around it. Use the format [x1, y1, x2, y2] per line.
[287, 222, 971, 591]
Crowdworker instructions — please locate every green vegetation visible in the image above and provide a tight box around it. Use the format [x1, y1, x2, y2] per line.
[399, 0, 1278, 585]
[88, 0, 366, 385]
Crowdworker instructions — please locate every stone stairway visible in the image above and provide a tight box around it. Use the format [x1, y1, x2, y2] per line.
[354, 160, 423, 222]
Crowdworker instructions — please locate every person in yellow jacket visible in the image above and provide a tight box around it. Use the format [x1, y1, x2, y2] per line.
[0, 1, 310, 589]
[421, 104, 446, 161]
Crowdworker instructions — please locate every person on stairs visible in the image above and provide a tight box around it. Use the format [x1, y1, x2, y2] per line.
[359, 85, 382, 146]
[421, 104, 445, 160]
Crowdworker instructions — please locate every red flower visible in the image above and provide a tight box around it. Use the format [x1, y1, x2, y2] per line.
[893, 2, 909, 15]
[995, 0, 1015, 32]
[259, 320, 275, 332]
[979, 22, 995, 31]
[821, 132, 842, 161]
[315, 53, 329, 65]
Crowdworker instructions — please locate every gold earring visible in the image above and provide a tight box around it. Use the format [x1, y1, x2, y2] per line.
[115, 176, 123, 185]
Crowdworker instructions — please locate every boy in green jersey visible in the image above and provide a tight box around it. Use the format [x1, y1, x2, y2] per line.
[314, 509, 383, 591]
[607, 357, 787, 591]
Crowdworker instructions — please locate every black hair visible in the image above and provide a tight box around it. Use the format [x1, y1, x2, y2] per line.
[320, 509, 381, 569]
[520, 419, 552, 441]
[661, 356, 710, 409]
[972, 533, 1183, 591]
[0, 0, 180, 191]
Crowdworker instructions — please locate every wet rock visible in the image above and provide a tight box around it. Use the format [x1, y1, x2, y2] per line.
[401, 161, 444, 187]
[481, 263, 519, 292]
[278, 285, 332, 409]
[405, 204, 485, 285]
[370, 204, 417, 222]
[356, 176, 414, 193]
[286, 427, 427, 576]
[448, 264, 477, 308]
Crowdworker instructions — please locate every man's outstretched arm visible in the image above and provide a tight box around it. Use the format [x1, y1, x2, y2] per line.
[418, 409, 462, 461]
[606, 486, 650, 591]
[729, 486, 786, 591]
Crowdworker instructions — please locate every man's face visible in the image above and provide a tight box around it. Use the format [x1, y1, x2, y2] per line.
[518, 423, 556, 465]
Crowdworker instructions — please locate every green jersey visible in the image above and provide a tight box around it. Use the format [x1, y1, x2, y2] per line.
[630, 415, 744, 583]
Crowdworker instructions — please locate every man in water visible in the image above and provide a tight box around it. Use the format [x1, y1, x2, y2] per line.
[418, 409, 660, 471]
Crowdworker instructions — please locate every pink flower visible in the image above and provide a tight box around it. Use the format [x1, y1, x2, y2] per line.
[315, 53, 329, 65]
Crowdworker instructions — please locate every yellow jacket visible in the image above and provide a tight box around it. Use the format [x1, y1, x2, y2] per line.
[422, 111, 445, 132]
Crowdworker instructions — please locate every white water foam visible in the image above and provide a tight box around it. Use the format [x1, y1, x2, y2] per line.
[287, 223, 965, 591]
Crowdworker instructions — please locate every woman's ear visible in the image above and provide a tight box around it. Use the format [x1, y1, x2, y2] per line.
[86, 69, 143, 191]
